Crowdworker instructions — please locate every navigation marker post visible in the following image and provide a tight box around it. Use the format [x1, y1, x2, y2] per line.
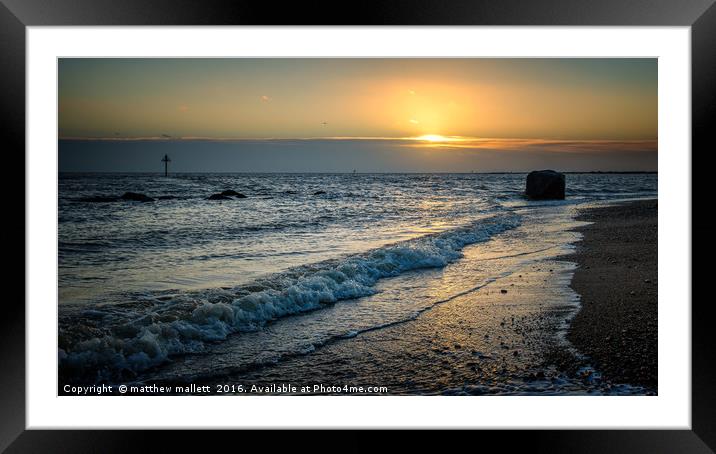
[161, 154, 171, 177]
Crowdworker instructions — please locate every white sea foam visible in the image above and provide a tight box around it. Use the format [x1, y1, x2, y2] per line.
[60, 213, 521, 382]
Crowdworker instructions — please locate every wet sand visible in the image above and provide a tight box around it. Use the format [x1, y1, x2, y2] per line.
[566, 200, 657, 390]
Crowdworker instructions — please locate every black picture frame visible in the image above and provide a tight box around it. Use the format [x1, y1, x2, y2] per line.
[3, 0, 713, 451]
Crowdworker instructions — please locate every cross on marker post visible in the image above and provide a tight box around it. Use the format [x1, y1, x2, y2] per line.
[161, 154, 171, 177]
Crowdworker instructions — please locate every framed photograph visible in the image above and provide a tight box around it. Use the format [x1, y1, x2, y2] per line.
[5, 0, 713, 450]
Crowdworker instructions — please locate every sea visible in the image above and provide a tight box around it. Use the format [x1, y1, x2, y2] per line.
[58, 172, 657, 394]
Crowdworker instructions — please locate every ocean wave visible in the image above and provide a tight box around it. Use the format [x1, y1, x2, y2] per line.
[59, 212, 521, 383]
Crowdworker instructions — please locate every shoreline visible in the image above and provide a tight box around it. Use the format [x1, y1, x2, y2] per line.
[566, 200, 657, 390]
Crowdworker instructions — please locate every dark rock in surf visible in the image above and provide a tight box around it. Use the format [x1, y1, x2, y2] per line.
[313, 190, 327, 196]
[156, 195, 180, 200]
[120, 192, 155, 202]
[525, 170, 565, 200]
[207, 193, 232, 200]
[220, 190, 247, 198]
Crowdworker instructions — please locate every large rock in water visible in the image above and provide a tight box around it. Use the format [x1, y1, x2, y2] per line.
[207, 193, 232, 200]
[120, 192, 155, 202]
[220, 190, 247, 198]
[525, 170, 565, 200]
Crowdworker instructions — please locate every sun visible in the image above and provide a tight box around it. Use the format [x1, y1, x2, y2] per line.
[415, 134, 463, 143]
[417, 134, 449, 142]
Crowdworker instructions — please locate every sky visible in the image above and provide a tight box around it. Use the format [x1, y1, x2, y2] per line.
[58, 58, 658, 172]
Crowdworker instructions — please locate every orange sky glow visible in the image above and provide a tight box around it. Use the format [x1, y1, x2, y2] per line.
[59, 58, 657, 142]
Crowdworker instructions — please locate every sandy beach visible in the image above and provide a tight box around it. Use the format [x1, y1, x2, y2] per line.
[567, 200, 657, 389]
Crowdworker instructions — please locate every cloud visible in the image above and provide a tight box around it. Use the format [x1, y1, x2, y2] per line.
[261, 95, 270, 102]
[404, 137, 658, 154]
[409, 119, 419, 124]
